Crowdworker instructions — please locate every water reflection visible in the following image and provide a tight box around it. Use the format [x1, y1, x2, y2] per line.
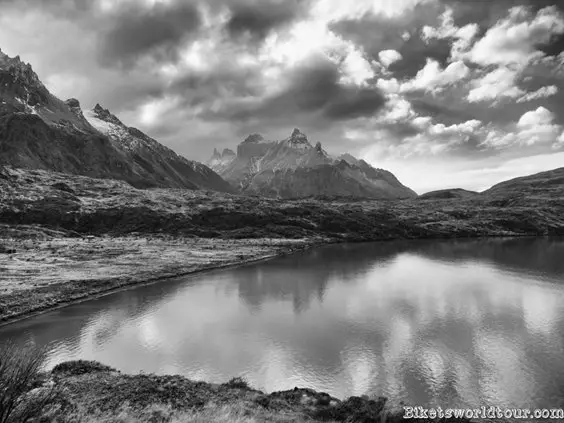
[1, 237, 564, 410]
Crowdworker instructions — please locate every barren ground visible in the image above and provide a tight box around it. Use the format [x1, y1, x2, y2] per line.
[0, 228, 321, 324]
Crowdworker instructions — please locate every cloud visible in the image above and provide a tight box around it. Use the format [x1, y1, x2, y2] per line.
[208, 55, 386, 124]
[516, 85, 558, 103]
[421, 7, 479, 60]
[401, 59, 470, 93]
[225, 0, 306, 41]
[466, 5, 564, 68]
[98, 2, 203, 68]
[378, 49, 403, 67]
[467, 67, 524, 103]
[329, 1, 453, 80]
[378, 117, 483, 158]
[1, 0, 564, 170]
[517, 106, 554, 127]
[482, 106, 562, 148]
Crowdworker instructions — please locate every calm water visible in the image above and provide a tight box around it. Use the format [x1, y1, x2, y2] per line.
[2, 237, 564, 409]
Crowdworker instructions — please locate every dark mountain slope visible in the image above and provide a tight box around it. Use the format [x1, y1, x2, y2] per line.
[483, 168, 564, 198]
[419, 188, 480, 200]
[0, 48, 232, 192]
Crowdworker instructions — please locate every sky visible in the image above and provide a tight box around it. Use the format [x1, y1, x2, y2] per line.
[0, 0, 563, 193]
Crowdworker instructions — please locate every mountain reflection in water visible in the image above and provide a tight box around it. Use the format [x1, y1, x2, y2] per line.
[2, 237, 564, 410]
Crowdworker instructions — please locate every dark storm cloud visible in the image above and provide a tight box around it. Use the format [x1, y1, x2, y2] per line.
[225, 0, 306, 41]
[98, 2, 202, 68]
[538, 33, 564, 57]
[170, 66, 263, 108]
[329, 2, 453, 79]
[208, 55, 386, 124]
[380, 121, 422, 139]
[409, 97, 476, 125]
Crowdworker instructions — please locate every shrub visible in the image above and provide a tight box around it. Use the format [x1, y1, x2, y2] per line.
[0, 341, 55, 423]
[224, 377, 250, 390]
[51, 360, 115, 376]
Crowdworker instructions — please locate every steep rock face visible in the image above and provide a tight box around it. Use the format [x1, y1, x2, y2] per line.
[237, 133, 274, 159]
[209, 128, 417, 199]
[0, 49, 232, 192]
[215, 133, 276, 189]
[206, 148, 236, 174]
[84, 104, 234, 192]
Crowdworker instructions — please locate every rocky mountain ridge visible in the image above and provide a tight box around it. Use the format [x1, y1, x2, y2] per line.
[0, 48, 232, 192]
[208, 128, 417, 199]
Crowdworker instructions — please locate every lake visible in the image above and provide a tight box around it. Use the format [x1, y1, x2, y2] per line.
[2, 237, 564, 410]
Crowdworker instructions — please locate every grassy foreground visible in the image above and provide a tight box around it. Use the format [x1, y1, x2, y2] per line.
[1, 344, 471, 423]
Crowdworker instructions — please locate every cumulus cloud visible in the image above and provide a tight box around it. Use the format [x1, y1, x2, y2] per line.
[516, 85, 558, 103]
[558, 131, 564, 145]
[421, 7, 479, 60]
[401, 59, 470, 93]
[466, 6, 564, 68]
[482, 107, 562, 148]
[467, 67, 525, 103]
[518, 106, 554, 127]
[385, 118, 482, 157]
[378, 49, 403, 67]
[329, 1, 454, 80]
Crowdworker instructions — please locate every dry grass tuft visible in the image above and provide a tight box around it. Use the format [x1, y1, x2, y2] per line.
[0, 341, 55, 423]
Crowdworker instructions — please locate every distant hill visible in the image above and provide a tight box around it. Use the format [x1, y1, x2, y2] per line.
[419, 188, 480, 200]
[0, 48, 233, 192]
[208, 128, 417, 200]
[483, 168, 564, 197]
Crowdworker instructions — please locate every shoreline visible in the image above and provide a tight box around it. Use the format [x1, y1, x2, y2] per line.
[0, 235, 329, 327]
[0, 232, 556, 328]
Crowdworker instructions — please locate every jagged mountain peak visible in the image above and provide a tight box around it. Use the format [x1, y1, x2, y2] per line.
[91, 103, 124, 126]
[337, 153, 361, 166]
[0, 49, 43, 89]
[222, 148, 236, 157]
[0, 48, 49, 111]
[243, 133, 266, 144]
[291, 128, 303, 137]
[285, 127, 311, 150]
[64, 98, 84, 119]
[212, 148, 221, 159]
[0, 48, 25, 69]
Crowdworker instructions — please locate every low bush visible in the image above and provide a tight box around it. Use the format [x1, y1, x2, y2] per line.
[51, 360, 116, 376]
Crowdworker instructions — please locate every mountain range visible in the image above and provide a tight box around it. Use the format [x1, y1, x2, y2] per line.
[0, 48, 232, 192]
[0, 47, 419, 200]
[207, 129, 417, 199]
